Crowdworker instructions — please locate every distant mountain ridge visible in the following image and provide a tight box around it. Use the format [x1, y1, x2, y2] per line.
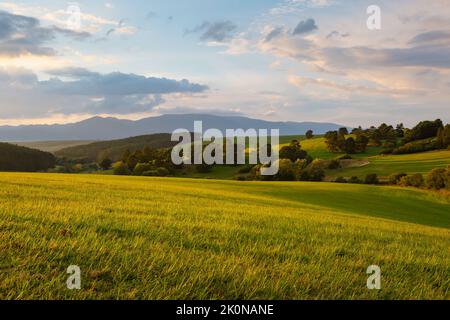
[0, 114, 346, 141]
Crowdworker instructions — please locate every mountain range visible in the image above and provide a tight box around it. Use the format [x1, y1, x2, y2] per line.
[0, 114, 346, 141]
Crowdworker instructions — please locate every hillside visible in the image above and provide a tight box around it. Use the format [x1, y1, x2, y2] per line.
[55, 133, 177, 162]
[329, 150, 450, 179]
[0, 114, 346, 141]
[0, 143, 55, 172]
[12, 140, 95, 153]
[0, 173, 448, 299]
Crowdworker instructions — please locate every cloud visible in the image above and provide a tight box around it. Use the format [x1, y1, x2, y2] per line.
[408, 30, 450, 45]
[105, 19, 137, 37]
[326, 30, 349, 39]
[292, 18, 318, 35]
[0, 67, 208, 118]
[264, 26, 285, 42]
[288, 75, 422, 97]
[186, 20, 237, 42]
[321, 44, 450, 69]
[43, 68, 209, 96]
[0, 10, 90, 57]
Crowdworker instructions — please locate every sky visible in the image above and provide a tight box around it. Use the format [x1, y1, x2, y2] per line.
[0, 0, 449, 127]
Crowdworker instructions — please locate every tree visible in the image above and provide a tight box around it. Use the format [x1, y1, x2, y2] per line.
[355, 135, 369, 153]
[325, 131, 340, 152]
[275, 159, 296, 181]
[309, 168, 325, 181]
[388, 173, 407, 185]
[425, 168, 446, 189]
[395, 123, 404, 137]
[364, 174, 379, 185]
[399, 174, 424, 188]
[404, 119, 443, 142]
[113, 162, 130, 175]
[126, 154, 139, 171]
[338, 127, 349, 136]
[438, 124, 450, 148]
[98, 157, 112, 170]
[279, 140, 308, 162]
[343, 137, 357, 154]
[305, 130, 314, 139]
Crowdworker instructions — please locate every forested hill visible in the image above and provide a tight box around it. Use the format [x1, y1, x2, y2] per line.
[0, 143, 56, 172]
[55, 133, 177, 162]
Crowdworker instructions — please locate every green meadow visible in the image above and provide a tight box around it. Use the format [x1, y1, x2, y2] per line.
[330, 150, 450, 179]
[0, 173, 449, 299]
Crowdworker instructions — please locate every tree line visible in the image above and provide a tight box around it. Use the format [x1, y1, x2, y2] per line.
[0, 143, 55, 172]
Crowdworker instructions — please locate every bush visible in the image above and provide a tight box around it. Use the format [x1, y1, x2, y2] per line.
[327, 159, 341, 170]
[334, 176, 347, 183]
[276, 159, 296, 181]
[364, 174, 379, 185]
[392, 138, 440, 155]
[156, 167, 170, 177]
[348, 176, 362, 184]
[98, 157, 112, 170]
[399, 174, 424, 188]
[133, 162, 154, 175]
[388, 172, 407, 185]
[337, 154, 353, 160]
[425, 168, 446, 190]
[113, 162, 130, 175]
[238, 164, 254, 174]
[298, 170, 310, 181]
[309, 168, 325, 182]
[235, 175, 247, 181]
[142, 170, 158, 176]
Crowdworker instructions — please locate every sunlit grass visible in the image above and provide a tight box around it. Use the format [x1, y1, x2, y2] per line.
[0, 173, 449, 299]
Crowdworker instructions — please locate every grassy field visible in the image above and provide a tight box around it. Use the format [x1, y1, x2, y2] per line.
[0, 173, 449, 299]
[330, 150, 450, 179]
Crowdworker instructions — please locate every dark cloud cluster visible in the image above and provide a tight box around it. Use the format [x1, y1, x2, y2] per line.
[0, 67, 208, 118]
[43, 68, 209, 96]
[0, 10, 90, 57]
[292, 18, 318, 35]
[186, 20, 237, 42]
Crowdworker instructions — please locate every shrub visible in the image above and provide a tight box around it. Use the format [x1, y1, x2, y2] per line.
[276, 159, 296, 181]
[388, 173, 407, 185]
[399, 174, 424, 188]
[98, 157, 112, 170]
[298, 170, 310, 181]
[364, 174, 379, 185]
[142, 170, 158, 176]
[327, 159, 341, 170]
[392, 138, 440, 155]
[238, 164, 254, 174]
[309, 168, 325, 182]
[113, 162, 130, 175]
[348, 176, 362, 184]
[425, 168, 446, 190]
[334, 176, 347, 183]
[156, 167, 170, 177]
[133, 162, 154, 175]
[235, 175, 247, 181]
[337, 154, 353, 160]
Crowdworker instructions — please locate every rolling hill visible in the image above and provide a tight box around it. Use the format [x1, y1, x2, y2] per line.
[0, 173, 448, 299]
[55, 133, 177, 162]
[12, 140, 95, 153]
[0, 143, 55, 172]
[0, 114, 346, 141]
